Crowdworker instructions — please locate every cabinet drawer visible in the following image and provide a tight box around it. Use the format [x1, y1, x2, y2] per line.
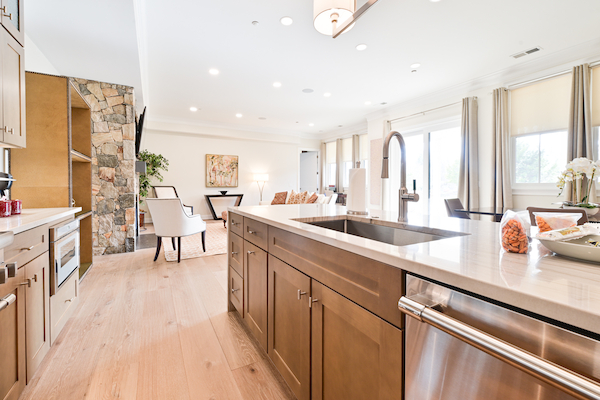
[229, 231, 244, 277]
[5, 224, 49, 268]
[229, 212, 243, 237]
[229, 266, 243, 315]
[269, 227, 404, 329]
[50, 268, 79, 345]
[244, 217, 268, 250]
[244, 240, 268, 350]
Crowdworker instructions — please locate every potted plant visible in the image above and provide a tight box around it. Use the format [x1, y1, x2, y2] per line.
[557, 157, 600, 220]
[137, 150, 169, 227]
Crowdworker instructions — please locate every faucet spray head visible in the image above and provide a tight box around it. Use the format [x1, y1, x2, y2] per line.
[381, 157, 390, 179]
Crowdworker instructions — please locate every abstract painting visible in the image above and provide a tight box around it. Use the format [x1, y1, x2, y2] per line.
[206, 154, 239, 187]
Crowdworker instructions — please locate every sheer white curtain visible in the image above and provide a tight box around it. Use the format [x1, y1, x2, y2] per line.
[492, 88, 512, 210]
[458, 97, 479, 211]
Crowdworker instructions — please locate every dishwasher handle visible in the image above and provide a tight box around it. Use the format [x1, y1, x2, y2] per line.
[398, 296, 600, 400]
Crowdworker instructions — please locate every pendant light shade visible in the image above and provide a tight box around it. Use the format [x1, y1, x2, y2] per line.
[313, 0, 356, 35]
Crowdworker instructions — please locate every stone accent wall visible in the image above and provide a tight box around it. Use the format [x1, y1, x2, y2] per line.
[73, 78, 138, 255]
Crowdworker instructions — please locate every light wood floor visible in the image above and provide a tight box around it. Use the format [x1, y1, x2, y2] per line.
[19, 248, 296, 400]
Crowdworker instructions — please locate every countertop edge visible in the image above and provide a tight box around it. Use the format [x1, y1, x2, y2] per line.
[0, 207, 83, 234]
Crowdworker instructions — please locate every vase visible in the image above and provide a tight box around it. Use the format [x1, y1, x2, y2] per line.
[562, 204, 600, 222]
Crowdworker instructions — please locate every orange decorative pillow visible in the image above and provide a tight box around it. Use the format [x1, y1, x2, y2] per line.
[271, 191, 288, 205]
[306, 193, 319, 203]
[289, 191, 308, 204]
[286, 190, 297, 204]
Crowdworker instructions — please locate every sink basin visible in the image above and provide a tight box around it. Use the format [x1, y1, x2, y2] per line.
[301, 218, 468, 246]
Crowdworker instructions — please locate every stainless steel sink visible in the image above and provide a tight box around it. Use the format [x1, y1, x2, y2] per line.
[302, 219, 467, 246]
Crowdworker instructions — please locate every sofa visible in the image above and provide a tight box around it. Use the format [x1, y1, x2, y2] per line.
[264, 190, 338, 206]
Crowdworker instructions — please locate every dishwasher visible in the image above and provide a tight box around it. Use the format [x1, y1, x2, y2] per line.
[399, 274, 600, 400]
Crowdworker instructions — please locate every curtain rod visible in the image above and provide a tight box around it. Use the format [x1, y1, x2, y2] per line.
[508, 59, 600, 90]
[388, 100, 463, 123]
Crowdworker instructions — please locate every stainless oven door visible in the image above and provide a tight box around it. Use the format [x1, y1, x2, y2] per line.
[50, 229, 79, 296]
[401, 275, 600, 400]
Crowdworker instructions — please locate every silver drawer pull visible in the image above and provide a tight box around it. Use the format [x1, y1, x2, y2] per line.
[298, 290, 307, 300]
[65, 297, 75, 303]
[309, 297, 318, 308]
[231, 251, 238, 256]
[247, 250, 255, 255]
[248, 230, 256, 234]
[398, 296, 600, 400]
[0, 294, 16, 312]
[6, 263, 17, 278]
[0, 8, 12, 20]
[19, 279, 31, 288]
[231, 288, 239, 293]
[20, 246, 34, 252]
[231, 221, 239, 226]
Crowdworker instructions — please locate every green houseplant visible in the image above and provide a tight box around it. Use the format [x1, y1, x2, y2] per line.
[138, 150, 169, 204]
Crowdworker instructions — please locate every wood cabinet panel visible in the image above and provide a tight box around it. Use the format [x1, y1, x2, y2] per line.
[1, 29, 24, 148]
[243, 240, 267, 350]
[228, 230, 244, 278]
[50, 268, 79, 345]
[269, 226, 405, 329]
[243, 217, 268, 251]
[267, 255, 311, 400]
[229, 266, 243, 314]
[25, 253, 50, 382]
[0, 266, 25, 400]
[311, 281, 403, 400]
[4, 224, 48, 267]
[229, 212, 243, 237]
[1, 0, 24, 46]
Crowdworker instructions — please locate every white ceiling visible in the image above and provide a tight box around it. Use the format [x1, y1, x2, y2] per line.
[25, 0, 600, 138]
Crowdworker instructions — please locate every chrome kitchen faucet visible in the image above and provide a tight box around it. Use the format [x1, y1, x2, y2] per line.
[381, 130, 419, 223]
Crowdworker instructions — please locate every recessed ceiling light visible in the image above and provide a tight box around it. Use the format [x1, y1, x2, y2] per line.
[236, 113, 243, 118]
[365, 101, 372, 105]
[302, 88, 314, 93]
[273, 82, 282, 88]
[430, 0, 441, 2]
[338, 125, 343, 128]
[190, 107, 198, 112]
[356, 44, 367, 51]
[280, 16, 293, 26]
[410, 63, 421, 69]
[309, 123, 315, 127]
[381, 102, 387, 105]
[252, 21, 259, 25]
[323, 92, 331, 97]
[259, 117, 267, 120]
[209, 68, 219, 75]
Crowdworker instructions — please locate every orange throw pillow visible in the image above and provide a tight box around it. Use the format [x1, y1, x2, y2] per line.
[306, 193, 319, 203]
[271, 191, 288, 205]
[286, 190, 297, 204]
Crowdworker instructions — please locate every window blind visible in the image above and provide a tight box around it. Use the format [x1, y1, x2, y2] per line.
[592, 66, 600, 126]
[325, 141, 336, 164]
[510, 73, 571, 136]
[359, 134, 369, 160]
[341, 138, 352, 163]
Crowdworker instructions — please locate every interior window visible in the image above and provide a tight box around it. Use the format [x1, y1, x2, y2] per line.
[429, 126, 461, 216]
[513, 131, 566, 184]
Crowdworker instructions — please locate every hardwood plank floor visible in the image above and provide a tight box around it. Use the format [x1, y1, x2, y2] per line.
[19, 248, 295, 400]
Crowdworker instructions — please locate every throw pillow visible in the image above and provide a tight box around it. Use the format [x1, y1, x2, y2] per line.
[286, 190, 297, 204]
[271, 191, 288, 205]
[288, 190, 308, 204]
[315, 194, 326, 204]
[306, 193, 319, 203]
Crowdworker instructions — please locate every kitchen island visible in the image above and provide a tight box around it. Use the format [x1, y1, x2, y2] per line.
[227, 203, 600, 400]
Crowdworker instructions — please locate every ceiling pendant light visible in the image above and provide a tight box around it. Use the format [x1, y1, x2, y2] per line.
[313, 0, 356, 36]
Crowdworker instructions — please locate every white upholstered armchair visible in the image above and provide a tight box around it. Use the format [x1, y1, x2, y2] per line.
[146, 198, 206, 263]
[153, 186, 194, 216]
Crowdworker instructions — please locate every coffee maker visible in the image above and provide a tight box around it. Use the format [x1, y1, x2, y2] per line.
[0, 172, 14, 198]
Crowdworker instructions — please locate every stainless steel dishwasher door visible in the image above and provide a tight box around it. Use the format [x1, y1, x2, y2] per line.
[403, 275, 600, 400]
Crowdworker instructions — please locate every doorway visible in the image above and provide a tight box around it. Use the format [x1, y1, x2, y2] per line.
[299, 151, 319, 193]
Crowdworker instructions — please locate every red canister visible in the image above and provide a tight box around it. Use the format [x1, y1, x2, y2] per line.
[0, 200, 11, 217]
[10, 199, 21, 215]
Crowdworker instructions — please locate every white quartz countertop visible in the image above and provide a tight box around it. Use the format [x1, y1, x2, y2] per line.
[229, 204, 600, 335]
[0, 207, 82, 234]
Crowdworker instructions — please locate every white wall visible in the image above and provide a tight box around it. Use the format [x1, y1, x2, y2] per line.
[141, 128, 320, 219]
[24, 34, 59, 75]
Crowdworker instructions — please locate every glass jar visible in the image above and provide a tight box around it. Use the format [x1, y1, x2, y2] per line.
[11, 199, 22, 215]
[0, 200, 11, 217]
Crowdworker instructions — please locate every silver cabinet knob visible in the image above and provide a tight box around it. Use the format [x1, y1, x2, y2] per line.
[0, 267, 7, 285]
[231, 251, 238, 256]
[231, 288, 239, 293]
[6, 263, 17, 278]
[247, 250, 255, 255]
[19, 279, 31, 288]
[297, 290, 307, 300]
[0, 294, 16, 312]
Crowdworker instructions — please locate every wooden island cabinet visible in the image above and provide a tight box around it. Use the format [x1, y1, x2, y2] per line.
[228, 211, 405, 400]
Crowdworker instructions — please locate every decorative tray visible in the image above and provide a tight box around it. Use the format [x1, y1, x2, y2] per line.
[537, 235, 600, 264]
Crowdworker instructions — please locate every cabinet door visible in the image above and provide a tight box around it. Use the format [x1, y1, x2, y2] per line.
[1, 29, 24, 148]
[25, 254, 50, 382]
[1, 0, 23, 46]
[0, 266, 26, 400]
[268, 256, 311, 400]
[311, 281, 404, 400]
[243, 240, 268, 350]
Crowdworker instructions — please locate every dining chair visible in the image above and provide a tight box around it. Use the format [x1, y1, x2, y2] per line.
[444, 198, 470, 219]
[153, 185, 194, 216]
[146, 198, 206, 263]
[526, 207, 588, 226]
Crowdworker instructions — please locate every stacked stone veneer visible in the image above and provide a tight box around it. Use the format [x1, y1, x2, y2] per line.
[73, 78, 137, 255]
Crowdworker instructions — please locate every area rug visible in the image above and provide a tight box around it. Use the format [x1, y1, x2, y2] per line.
[162, 221, 228, 262]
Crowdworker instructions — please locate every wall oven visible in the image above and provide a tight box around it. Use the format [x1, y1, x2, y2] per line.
[49, 220, 79, 296]
[400, 274, 600, 400]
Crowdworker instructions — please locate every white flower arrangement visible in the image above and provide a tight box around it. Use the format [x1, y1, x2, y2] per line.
[557, 157, 599, 207]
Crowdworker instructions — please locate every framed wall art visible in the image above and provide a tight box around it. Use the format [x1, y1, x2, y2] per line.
[206, 154, 239, 187]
